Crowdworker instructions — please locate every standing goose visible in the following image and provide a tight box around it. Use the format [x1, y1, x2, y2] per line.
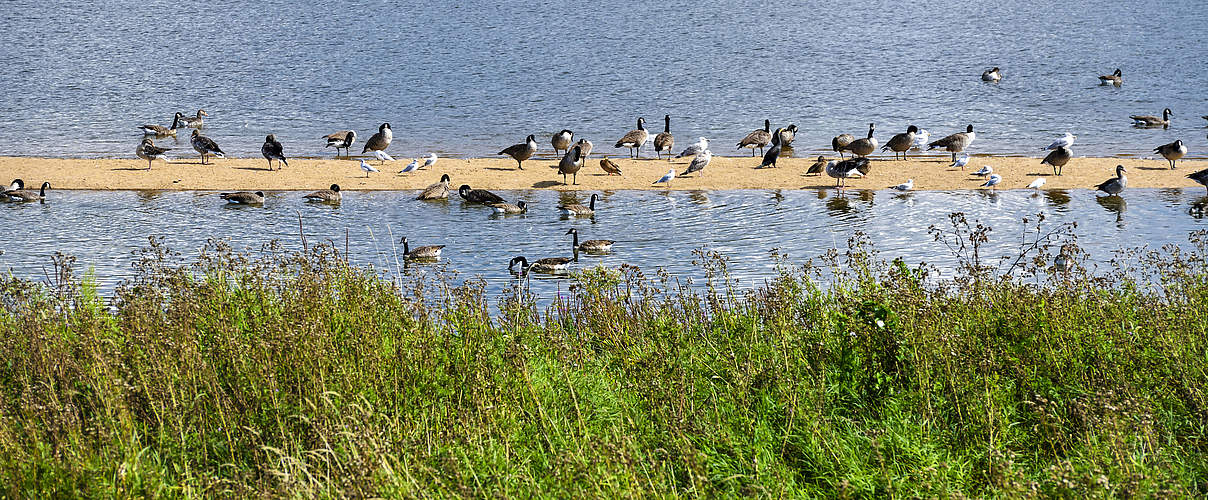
[1186, 168, 1208, 194]
[841, 123, 878, 158]
[614, 117, 648, 158]
[567, 228, 614, 253]
[928, 125, 977, 162]
[261, 134, 288, 170]
[805, 156, 827, 176]
[362, 123, 392, 154]
[1131, 108, 1172, 127]
[1098, 68, 1122, 85]
[190, 130, 224, 164]
[458, 184, 505, 204]
[779, 124, 799, 147]
[499, 134, 537, 169]
[400, 237, 445, 260]
[323, 130, 357, 156]
[575, 138, 593, 164]
[139, 112, 184, 136]
[136, 138, 171, 170]
[1043, 132, 1076, 151]
[1041, 146, 1073, 175]
[882, 125, 918, 160]
[681, 149, 712, 177]
[757, 129, 783, 168]
[181, 109, 208, 128]
[600, 157, 623, 176]
[303, 184, 341, 203]
[981, 67, 1001, 82]
[831, 133, 855, 159]
[653, 115, 674, 160]
[551, 130, 574, 156]
[219, 191, 264, 205]
[736, 119, 772, 156]
[1154, 140, 1187, 169]
[489, 200, 530, 214]
[417, 174, 452, 200]
[4, 182, 50, 202]
[825, 158, 870, 189]
[1095, 165, 1128, 195]
[558, 193, 598, 216]
[509, 255, 571, 274]
[558, 145, 583, 185]
[676, 137, 709, 158]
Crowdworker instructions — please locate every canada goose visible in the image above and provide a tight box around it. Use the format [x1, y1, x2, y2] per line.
[417, 174, 452, 200]
[181, 109, 208, 128]
[757, 129, 783, 168]
[139, 112, 184, 136]
[261, 134, 288, 170]
[303, 184, 341, 203]
[653, 115, 674, 160]
[681, 150, 712, 177]
[458, 184, 505, 204]
[575, 138, 593, 162]
[841, 123, 878, 157]
[890, 179, 913, 191]
[981, 67, 1001, 82]
[219, 191, 264, 204]
[614, 117, 648, 158]
[190, 130, 224, 164]
[558, 193, 598, 216]
[831, 133, 855, 159]
[882, 125, 918, 160]
[805, 156, 827, 176]
[950, 154, 970, 170]
[980, 174, 1002, 190]
[911, 129, 930, 150]
[509, 255, 571, 274]
[1131, 108, 1172, 127]
[359, 159, 379, 177]
[362, 123, 392, 153]
[567, 228, 614, 253]
[323, 130, 357, 156]
[558, 145, 583, 185]
[2, 179, 23, 194]
[1187, 168, 1208, 194]
[1095, 165, 1127, 195]
[1155, 140, 1187, 169]
[928, 125, 976, 162]
[136, 138, 170, 170]
[652, 169, 675, 186]
[499, 134, 537, 169]
[374, 150, 395, 164]
[1098, 68, 1122, 85]
[972, 165, 993, 177]
[1043, 133, 1076, 151]
[489, 200, 529, 214]
[400, 237, 444, 260]
[1041, 146, 1073, 175]
[826, 158, 869, 189]
[422, 153, 438, 169]
[600, 157, 622, 175]
[737, 119, 772, 156]
[3, 182, 49, 202]
[551, 130, 574, 156]
[1027, 178, 1046, 189]
[779, 124, 798, 147]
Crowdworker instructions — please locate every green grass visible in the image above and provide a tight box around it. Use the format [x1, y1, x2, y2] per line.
[1, 221, 1207, 498]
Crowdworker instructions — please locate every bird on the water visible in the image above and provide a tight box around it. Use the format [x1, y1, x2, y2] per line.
[417, 174, 452, 200]
[1095, 165, 1127, 196]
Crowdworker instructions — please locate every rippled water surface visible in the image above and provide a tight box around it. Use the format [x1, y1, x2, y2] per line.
[1, 0, 1206, 159]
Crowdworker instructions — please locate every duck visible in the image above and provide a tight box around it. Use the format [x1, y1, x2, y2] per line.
[362, 123, 392, 154]
[676, 137, 709, 158]
[831, 133, 855, 159]
[681, 149, 712, 177]
[499, 134, 537, 169]
[980, 174, 1002, 190]
[219, 191, 264, 205]
[779, 124, 799, 147]
[1043, 132, 1076, 151]
[359, 159, 379, 177]
[558, 193, 598, 216]
[567, 228, 614, 253]
[558, 145, 583, 185]
[509, 255, 571, 274]
[1041, 146, 1072, 175]
[139, 112, 184, 136]
[458, 184, 505, 204]
[1154, 140, 1187, 169]
[805, 156, 827, 176]
[551, 130, 574, 156]
[489, 200, 530, 214]
[890, 179, 914, 191]
[3, 181, 50, 202]
[737, 119, 772, 156]
[600, 157, 623, 176]
[136, 138, 171, 170]
[1095, 165, 1127, 195]
[1131, 108, 1172, 127]
[261, 134, 288, 170]
[882, 125, 918, 160]
[417, 174, 452, 200]
[757, 129, 783, 168]
[653, 114, 674, 160]
[826, 158, 870, 189]
[928, 124, 976, 162]
[303, 184, 341, 203]
[1187, 168, 1208, 195]
[190, 130, 224, 164]
[841, 123, 878, 158]
[981, 67, 1001, 82]
[323, 130, 357, 156]
[400, 237, 444, 260]
[614, 117, 649, 158]
[181, 109, 208, 128]
[1098, 68, 1122, 85]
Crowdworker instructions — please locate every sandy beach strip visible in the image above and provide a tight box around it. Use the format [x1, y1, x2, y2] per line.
[0, 155, 1205, 192]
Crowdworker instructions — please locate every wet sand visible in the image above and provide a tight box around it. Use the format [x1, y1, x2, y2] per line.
[0, 154, 1204, 192]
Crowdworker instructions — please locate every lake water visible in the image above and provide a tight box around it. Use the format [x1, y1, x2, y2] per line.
[1, 0, 1205, 160]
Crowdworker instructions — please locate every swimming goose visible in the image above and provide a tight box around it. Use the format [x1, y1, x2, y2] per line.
[1095, 165, 1127, 195]
[489, 200, 529, 214]
[422, 153, 438, 169]
[400, 237, 444, 260]
[972, 165, 993, 177]
[551, 130, 574, 156]
[136, 138, 171, 170]
[1043, 132, 1076, 151]
[928, 124, 976, 162]
[558, 145, 583, 185]
[1155, 140, 1187, 169]
[737, 119, 772, 156]
[757, 129, 783, 168]
[681, 149, 712, 177]
[614, 117, 648, 158]
[417, 174, 452, 200]
[323, 130, 357, 156]
[509, 255, 571, 274]
[181, 109, 208, 128]
[558, 193, 598, 216]
[458, 184, 505, 204]
[374, 150, 395, 164]
[890, 179, 913, 191]
[653, 114, 674, 160]
[567, 228, 614, 253]
[139, 112, 184, 136]
[981, 67, 1001, 82]
[303, 184, 341, 203]
[359, 159, 379, 177]
[1187, 168, 1208, 194]
[841, 123, 878, 158]
[652, 168, 675, 186]
[831, 133, 855, 159]
[261, 134, 288, 170]
[4, 182, 49, 202]
[1041, 146, 1072, 175]
[805, 156, 827, 176]
[1131, 108, 1172, 127]
[1098, 68, 1122, 85]
[499, 134, 537, 169]
[400, 158, 419, 173]
[219, 191, 264, 204]
[826, 158, 870, 189]
[600, 157, 623, 175]
[980, 174, 1002, 190]
[779, 124, 798, 147]
[910, 129, 930, 150]
[882, 125, 918, 160]
[2, 179, 23, 194]
[950, 154, 970, 170]
[676, 137, 708, 158]
[190, 130, 224, 164]
[1027, 178, 1046, 189]
[362, 123, 392, 153]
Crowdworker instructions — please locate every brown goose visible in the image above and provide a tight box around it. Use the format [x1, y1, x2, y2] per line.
[499, 134, 537, 170]
[490, 200, 530, 214]
[1131, 108, 1172, 127]
[779, 124, 798, 147]
[219, 191, 264, 205]
[417, 174, 451, 200]
[805, 156, 827, 176]
[1098, 68, 1122, 85]
[1187, 168, 1208, 194]
[1095, 165, 1127, 196]
[927, 125, 976, 162]
[362, 123, 392, 153]
[614, 118, 648, 158]
[401, 237, 444, 260]
[558, 145, 583, 185]
[551, 130, 574, 156]
[575, 138, 593, 164]
[600, 157, 622, 176]
[261, 134, 288, 170]
[323, 130, 357, 156]
[558, 193, 598, 216]
[136, 138, 171, 170]
[1154, 140, 1187, 169]
[509, 255, 571, 274]
[2, 179, 23, 195]
[831, 133, 855, 159]
[653, 114, 674, 160]
[191, 129, 224, 164]
[139, 112, 184, 136]
[3, 182, 49, 202]
[881, 125, 918, 160]
[181, 109, 208, 128]
[841, 123, 878, 157]
[303, 184, 341, 203]
[567, 228, 614, 253]
[1041, 146, 1072, 176]
[737, 119, 772, 156]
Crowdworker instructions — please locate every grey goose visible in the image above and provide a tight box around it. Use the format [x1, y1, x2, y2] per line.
[261, 134, 288, 170]
[558, 193, 598, 216]
[139, 112, 184, 136]
[653, 115, 674, 160]
[614, 117, 649, 158]
[840, 123, 878, 158]
[927, 125, 976, 162]
[509, 255, 571, 274]
[1154, 140, 1187, 169]
[181, 109, 208, 128]
[1098, 68, 1122, 85]
[1131, 108, 1172, 127]
[558, 144, 583, 185]
[362, 123, 392, 153]
[136, 138, 171, 169]
[826, 157, 870, 189]
[680, 149, 712, 177]
[219, 191, 264, 205]
[1095, 165, 1127, 196]
[499, 134, 537, 170]
[737, 119, 772, 156]
[599, 157, 623, 176]
[1187, 168, 1208, 194]
[551, 130, 574, 156]
[489, 200, 530, 214]
[400, 237, 444, 260]
[303, 184, 341, 203]
[3, 181, 49, 202]
[323, 130, 357, 156]
[567, 228, 614, 253]
[882, 125, 918, 160]
[1041, 146, 1073, 176]
[190, 129, 224, 164]
[458, 184, 505, 204]
[417, 174, 452, 200]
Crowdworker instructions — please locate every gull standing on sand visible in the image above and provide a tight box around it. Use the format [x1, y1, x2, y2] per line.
[190, 130, 224, 165]
[980, 174, 1002, 190]
[323, 130, 356, 156]
[136, 138, 170, 170]
[422, 152, 438, 169]
[676, 137, 708, 158]
[1043, 133, 1076, 150]
[950, 154, 970, 170]
[972, 165, 993, 178]
[1027, 178, 1046, 189]
[362, 123, 392, 154]
[261, 134, 288, 170]
[373, 150, 395, 164]
[360, 159, 379, 177]
[400, 158, 419, 173]
[653, 168, 675, 186]
[1095, 165, 1127, 195]
[614, 117, 648, 158]
[890, 179, 914, 191]
[680, 150, 712, 177]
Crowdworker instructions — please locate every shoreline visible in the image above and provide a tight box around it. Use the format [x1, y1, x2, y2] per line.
[1, 155, 1205, 192]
